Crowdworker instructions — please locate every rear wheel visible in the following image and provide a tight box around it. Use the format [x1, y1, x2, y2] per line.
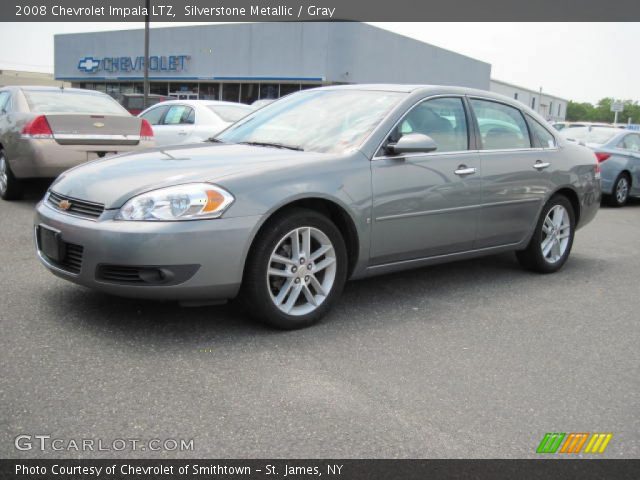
[0, 149, 23, 201]
[606, 173, 630, 207]
[516, 195, 575, 273]
[242, 208, 348, 329]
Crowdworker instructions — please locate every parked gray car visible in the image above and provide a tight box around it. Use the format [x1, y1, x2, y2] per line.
[34, 85, 600, 329]
[0, 86, 155, 200]
[560, 126, 640, 206]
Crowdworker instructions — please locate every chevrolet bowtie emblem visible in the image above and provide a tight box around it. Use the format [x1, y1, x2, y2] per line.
[93, 122, 105, 128]
[58, 199, 72, 211]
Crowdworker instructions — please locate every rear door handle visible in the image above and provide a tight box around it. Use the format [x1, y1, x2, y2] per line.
[178, 130, 188, 136]
[454, 166, 477, 176]
[533, 160, 551, 170]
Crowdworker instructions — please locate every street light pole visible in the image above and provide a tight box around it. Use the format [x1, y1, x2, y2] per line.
[143, 0, 150, 109]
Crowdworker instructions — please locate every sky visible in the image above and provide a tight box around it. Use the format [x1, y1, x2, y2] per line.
[0, 22, 637, 104]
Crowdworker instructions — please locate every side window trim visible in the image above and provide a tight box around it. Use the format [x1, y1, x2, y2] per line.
[468, 96, 534, 151]
[373, 95, 471, 159]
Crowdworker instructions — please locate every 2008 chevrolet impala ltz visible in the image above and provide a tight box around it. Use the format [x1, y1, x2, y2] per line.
[34, 85, 600, 329]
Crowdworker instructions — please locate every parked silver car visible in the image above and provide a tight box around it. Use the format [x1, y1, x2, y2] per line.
[34, 85, 600, 329]
[0, 86, 155, 200]
[560, 126, 639, 206]
[138, 100, 253, 147]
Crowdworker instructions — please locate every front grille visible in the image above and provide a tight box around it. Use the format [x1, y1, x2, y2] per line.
[47, 191, 105, 219]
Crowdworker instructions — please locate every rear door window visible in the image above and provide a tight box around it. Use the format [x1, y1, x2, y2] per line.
[140, 105, 169, 125]
[470, 99, 531, 150]
[527, 115, 557, 148]
[162, 105, 193, 125]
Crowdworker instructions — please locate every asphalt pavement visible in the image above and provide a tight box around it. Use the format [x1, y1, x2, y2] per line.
[1, 184, 638, 459]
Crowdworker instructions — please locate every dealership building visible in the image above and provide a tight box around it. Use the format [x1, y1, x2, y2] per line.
[54, 22, 565, 120]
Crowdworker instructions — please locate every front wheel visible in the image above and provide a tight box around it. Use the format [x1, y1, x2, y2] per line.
[242, 208, 348, 329]
[516, 195, 575, 273]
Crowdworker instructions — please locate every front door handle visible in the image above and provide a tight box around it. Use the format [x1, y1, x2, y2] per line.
[454, 165, 477, 176]
[533, 160, 551, 170]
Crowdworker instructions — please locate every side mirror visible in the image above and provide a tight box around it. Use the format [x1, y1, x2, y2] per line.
[387, 133, 438, 155]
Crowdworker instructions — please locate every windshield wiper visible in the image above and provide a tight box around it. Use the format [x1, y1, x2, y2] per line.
[207, 137, 225, 143]
[238, 141, 304, 151]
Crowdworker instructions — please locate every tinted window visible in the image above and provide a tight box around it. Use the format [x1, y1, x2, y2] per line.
[619, 133, 640, 152]
[527, 116, 556, 148]
[22, 90, 128, 115]
[471, 99, 531, 150]
[393, 97, 468, 152]
[0, 92, 10, 112]
[208, 105, 252, 123]
[140, 105, 169, 125]
[162, 105, 193, 125]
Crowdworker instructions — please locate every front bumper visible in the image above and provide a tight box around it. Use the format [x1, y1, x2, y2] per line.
[34, 201, 262, 301]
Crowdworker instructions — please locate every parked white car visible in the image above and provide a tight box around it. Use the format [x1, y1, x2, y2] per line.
[138, 100, 253, 146]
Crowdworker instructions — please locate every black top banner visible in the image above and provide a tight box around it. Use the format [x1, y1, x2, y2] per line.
[4, 0, 640, 21]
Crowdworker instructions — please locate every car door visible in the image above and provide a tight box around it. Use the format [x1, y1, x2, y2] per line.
[370, 96, 481, 265]
[617, 133, 640, 195]
[469, 98, 555, 249]
[153, 105, 195, 146]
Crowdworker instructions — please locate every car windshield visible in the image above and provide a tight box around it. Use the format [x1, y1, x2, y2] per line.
[208, 105, 253, 123]
[561, 127, 619, 145]
[23, 90, 129, 115]
[215, 89, 405, 153]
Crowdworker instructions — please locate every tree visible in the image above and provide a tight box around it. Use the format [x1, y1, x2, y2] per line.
[566, 98, 640, 124]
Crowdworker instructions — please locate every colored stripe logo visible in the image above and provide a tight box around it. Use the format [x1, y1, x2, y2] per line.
[537, 433, 612, 454]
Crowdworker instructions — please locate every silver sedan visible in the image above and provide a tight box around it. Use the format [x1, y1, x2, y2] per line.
[34, 85, 600, 329]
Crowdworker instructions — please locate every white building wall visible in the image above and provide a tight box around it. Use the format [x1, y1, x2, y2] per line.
[490, 79, 567, 121]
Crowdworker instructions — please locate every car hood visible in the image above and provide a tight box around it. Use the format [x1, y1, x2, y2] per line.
[50, 143, 324, 209]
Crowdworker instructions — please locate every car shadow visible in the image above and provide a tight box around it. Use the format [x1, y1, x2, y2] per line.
[42, 249, 537, 351]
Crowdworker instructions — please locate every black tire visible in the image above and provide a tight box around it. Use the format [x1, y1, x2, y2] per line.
[0, 149, 24, 201]
[241, 208, 348, 329]
[516, 195, 575, 274]
[606, 173, 630, 207]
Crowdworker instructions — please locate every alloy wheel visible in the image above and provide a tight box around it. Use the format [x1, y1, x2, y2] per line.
[540, 205, 571, 264]
[267, 226, 337, 316]
[616, 177, 629, 204]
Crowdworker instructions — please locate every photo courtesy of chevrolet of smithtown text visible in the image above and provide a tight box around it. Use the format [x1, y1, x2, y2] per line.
[0, 0, 639, 479]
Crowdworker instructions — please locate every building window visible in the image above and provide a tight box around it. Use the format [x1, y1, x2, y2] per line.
[549, 101, 553, 117]
[150, 83, 168, 96]
[279, 84, 301, 97]
[222, 83, 240, 103]
[531, 97, 536, 110]
[240, 83, 259, 104]
[200, 83, 220, 100]
[260, 84, 279, 99]
[558, 103, 562, 116]
[514, 92, 518, 100]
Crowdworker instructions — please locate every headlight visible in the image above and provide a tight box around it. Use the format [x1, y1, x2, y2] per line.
[115, 183, 234, 221]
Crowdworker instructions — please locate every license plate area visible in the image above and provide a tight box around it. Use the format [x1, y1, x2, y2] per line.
[37, 225, 64, 262]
